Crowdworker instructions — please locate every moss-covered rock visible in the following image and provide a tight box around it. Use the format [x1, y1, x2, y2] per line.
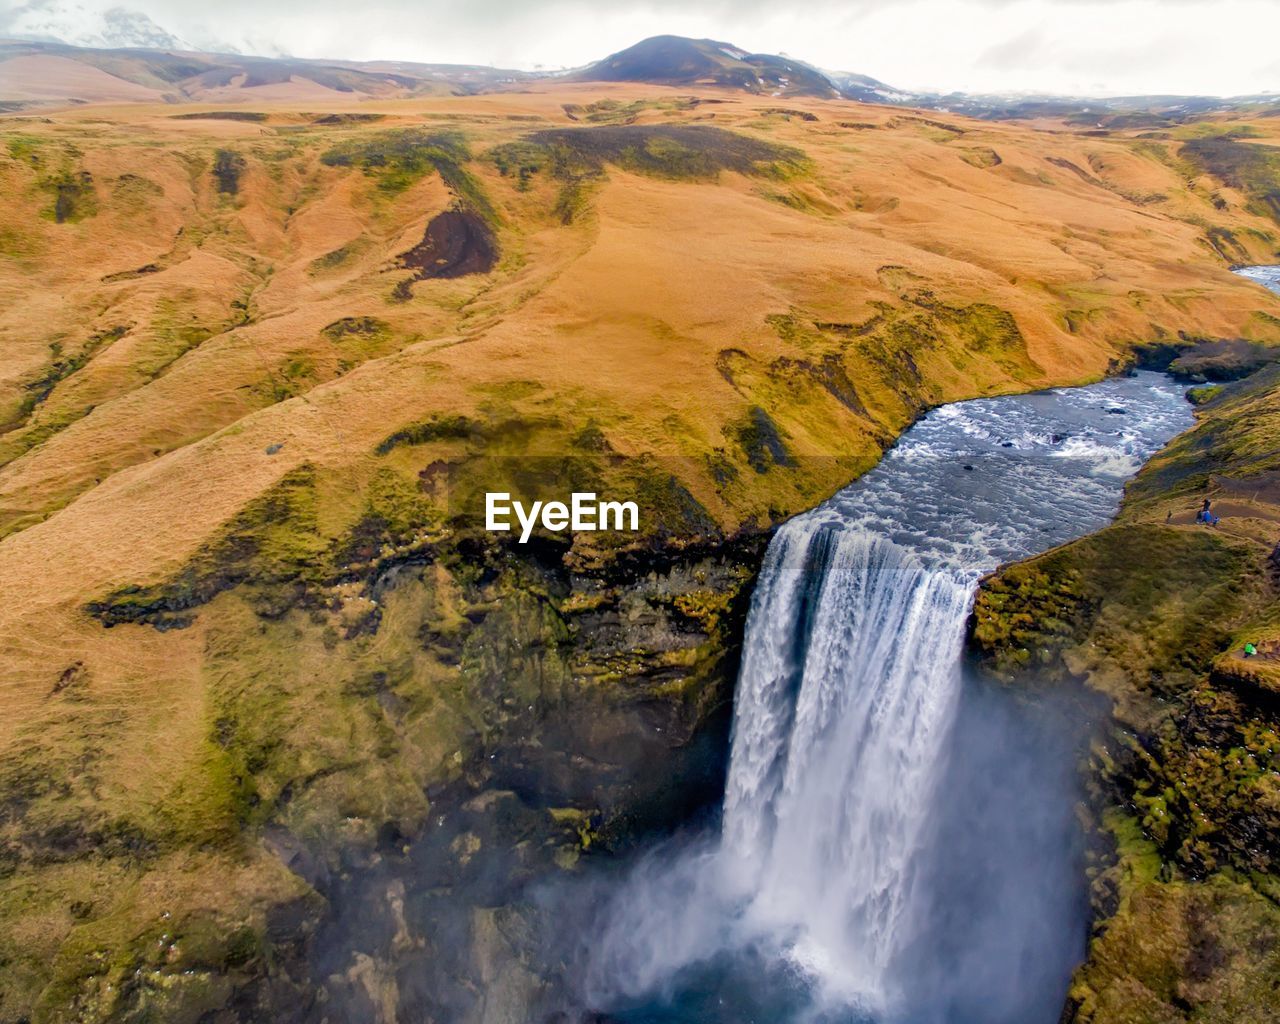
[970, 363, 1280, 1023]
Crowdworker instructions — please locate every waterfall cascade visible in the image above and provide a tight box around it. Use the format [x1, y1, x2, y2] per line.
[584, 372, 1194, 1022]
[722, 524, 973, 1001]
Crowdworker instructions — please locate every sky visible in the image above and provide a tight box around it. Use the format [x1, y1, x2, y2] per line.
[3, 0, 1280, 97]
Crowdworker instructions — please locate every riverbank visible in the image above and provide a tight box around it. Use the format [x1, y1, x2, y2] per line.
[564, 372, 1194, 1024]
[970, 361, 1280, 1022]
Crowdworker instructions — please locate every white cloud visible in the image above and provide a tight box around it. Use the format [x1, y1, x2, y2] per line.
[3, 0, 1278, 97]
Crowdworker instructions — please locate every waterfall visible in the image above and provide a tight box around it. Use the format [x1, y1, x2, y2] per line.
[578, 372, 1195, 1023]
[721, 519, 974, 1005]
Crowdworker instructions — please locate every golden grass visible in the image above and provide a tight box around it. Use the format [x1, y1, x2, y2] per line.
[2, 83, 1280, 1019]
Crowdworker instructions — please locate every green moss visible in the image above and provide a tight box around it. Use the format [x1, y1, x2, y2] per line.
[732, 406, 794, 473]
[489, 125, 806, 225]
[488, 141, 553, 190]
[7, 138, 102, 222]
[1128, 364, 1280, 507]
[0, 406, 92, 466]
[46, 170, 98, 223]
[255, 353, 318, 402]
[7, 134, 44, 164]
[671, 589, 735, 631]
[972, 524, 1252, 691]
[525, 124, 808, 182]
[627, 464, 719, 538]
[1182, 134, 1280, 224]
[320, 128, 496, 221]
[308, 241, 362, 274]
[87, 466, 329, 628]
[336, 468, 435, 564]
[140, 295, 222, 379]
[1068, 869, 1280, 1024]
[17, 325, 127, 419]
[172, 111, 268, 123]
[1187, 384, 1225, 405]
[972, 360, 1280, 1021]
[560, 97, 697, 126]
[376, 414, 478, 455]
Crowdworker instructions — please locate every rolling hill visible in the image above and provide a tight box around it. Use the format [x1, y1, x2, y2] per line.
[0, 45, 1279, 1024]
[572, 35, 838, 97]
[2, 31, 1278, 122]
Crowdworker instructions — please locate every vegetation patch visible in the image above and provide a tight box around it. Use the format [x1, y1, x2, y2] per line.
[307, 240, 363, 274]
[48, 170, 97, 223]
[627, 465, 720, 539]
[488, 140, 554, 191]
[1182, 134, 1280, 224]
[565, 96, 701, 122]
[17, 325, 128, 422]
[101, 262, 161, 283]
[1186, 383, 1224, 405]
[562, 99, 650, 125]
[10, 138, 103, 222]
[171, 111, 268, 122]
[87, 466, 328, 628]
[490, 125, 806, 224]
[971, 524, 1251, 688]
[320, 128, 494, 219]
[321, 316, 390, 342]
[759, 107, 819, 122]
[310, 113, 386, 125]
[960, 146, 1002, 169]
[523, 124, 808, 181]
[1128, 364, 1280, 505]
[732, 406, 794, 473]
[1204, 225, 1250, 263]
[335, 467, 434, 564]
[138, 294, 226, 380]
[212, 149, 247, 194]
[1167, 338, 1280, 381]
[376, 414, 479, 455]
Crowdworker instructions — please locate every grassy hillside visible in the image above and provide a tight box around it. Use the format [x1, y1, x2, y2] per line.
[2, 82, 1280, 1020]
[971, 364, 1280, 1022]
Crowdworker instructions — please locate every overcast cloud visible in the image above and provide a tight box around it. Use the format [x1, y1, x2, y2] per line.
[2, 0, 1278, 97]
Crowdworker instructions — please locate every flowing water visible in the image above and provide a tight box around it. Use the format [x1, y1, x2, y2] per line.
[579, 371, 1194, 1023]
[1236, 264, 1280, 294]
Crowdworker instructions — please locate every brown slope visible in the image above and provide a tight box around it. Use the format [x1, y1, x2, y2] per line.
[0, 86, 1279, 1020]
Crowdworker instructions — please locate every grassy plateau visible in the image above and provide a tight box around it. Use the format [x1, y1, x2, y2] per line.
[1, 78, 1279, 1022]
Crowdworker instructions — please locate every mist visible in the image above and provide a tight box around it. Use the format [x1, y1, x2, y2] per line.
[540, 667, 1089, 1024]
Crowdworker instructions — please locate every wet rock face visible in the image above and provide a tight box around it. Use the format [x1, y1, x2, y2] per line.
[967, 363, 1280, 1023]
[249, 533, 766, 1023]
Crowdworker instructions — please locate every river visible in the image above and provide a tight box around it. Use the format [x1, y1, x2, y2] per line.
[575, 371, 1194, 1024]
[1236, 264, 1280, 294]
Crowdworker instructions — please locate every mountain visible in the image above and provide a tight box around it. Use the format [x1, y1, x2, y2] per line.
[822, 68, 920, 105]
[573, 36, 1280, 122]
[823, 68, 1280, 122]
[573, 35, 838, 98]
[2, 26, 1278, 122]
[3, 0, 192, 51]
[885, 88, 1280, 124]
[0, 38, 536, 106]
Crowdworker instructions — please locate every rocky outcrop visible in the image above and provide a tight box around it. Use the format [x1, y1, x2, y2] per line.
[969, 365, 1280, 1023]
[76, 527, 766, 1024]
